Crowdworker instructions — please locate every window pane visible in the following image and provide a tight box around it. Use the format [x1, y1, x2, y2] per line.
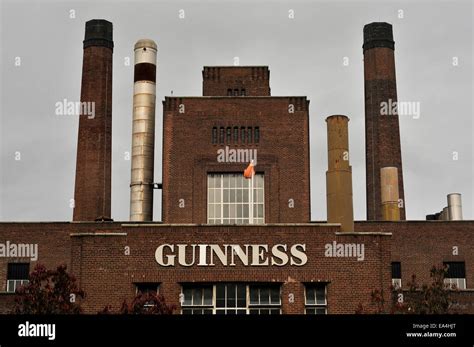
[227, 285, 236, 308]
[306, 288, 315, 305]
[243, 205, 249, 218]
[316, 308, 327, 315]
[237, 285, 246, 307]
[215, 176, 222, 188]
[270, 287, 280, 304]
[224, 190, 229, 203]
[183, 288, 192, 305]
[250, 287, 259, 305]
[208, 175, 214, 188]
[230, 205, 236, 219]
[215, 204, 221, 218]
[203, 287, 213, 306]
[214, 189, 221, 203]
[208, 189, 214, 204]
[193, 288, 203, 306]
[315, 286, 326, 305]
[270, 309, 280, 315]
[243, 189, 248, 202]
[223, 205, 229, 218]
[260, 287, 270, 305]
[216, 285, 225, 308]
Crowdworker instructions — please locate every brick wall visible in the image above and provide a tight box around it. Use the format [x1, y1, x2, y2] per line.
[202, 66, 270, 96]
[162, 96, 311, 224]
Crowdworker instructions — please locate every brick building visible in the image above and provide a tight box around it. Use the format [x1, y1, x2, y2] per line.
[0, 20, 472, 314]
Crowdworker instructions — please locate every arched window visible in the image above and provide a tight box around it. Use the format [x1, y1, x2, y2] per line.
[226, 127, 231, 143]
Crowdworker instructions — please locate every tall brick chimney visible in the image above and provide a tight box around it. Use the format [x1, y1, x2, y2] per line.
[363, 22, 405, 220]
[73, 19, 113, 221]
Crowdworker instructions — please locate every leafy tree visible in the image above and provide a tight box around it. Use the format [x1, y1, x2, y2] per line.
[13, 264, 85, 314]
[357, 264, 455, 314]
[99, 291, 175, 315]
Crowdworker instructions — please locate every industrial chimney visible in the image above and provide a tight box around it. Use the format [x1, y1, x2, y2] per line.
[129, 39, 157, 221]
[326, 115, 354, 232]
[73, 19, 113, 221]
[363, 22, 406, 221]
[380, 167, 400, 221]
[447, 193, 463, 220]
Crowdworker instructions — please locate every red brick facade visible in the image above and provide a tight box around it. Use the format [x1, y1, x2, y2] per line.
[162, 94, 311, 224]
[0, 221, 472, 313]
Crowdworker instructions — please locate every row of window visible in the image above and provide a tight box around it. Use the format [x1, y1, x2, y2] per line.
[212, 126, 260, 144]
[135, 282, 327, 315]
[227, 88, 246, 96]
[391, 261, 467, 290]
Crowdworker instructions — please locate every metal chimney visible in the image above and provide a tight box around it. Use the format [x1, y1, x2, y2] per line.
[326, 115, 354, 232]
[447, 193, 463, 220]
[130, 39, 157, 221]
[380, 167, 400, 221]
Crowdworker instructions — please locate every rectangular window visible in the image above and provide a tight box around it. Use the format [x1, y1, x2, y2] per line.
[212, 127, 217, 144]
[247, 127, 252, 143]
[391, 262, 401, 289]
[240, 127, 246, 144]
[181, 283, 281, 315]
[233, 127, 239, 143]
[305, 284, 327, 314]
[181, 285, 214, 315]
[227, 89, 232, 96]
[208, 173, 264, 225]
[219, 127, 225, 144]
[443, 262, 466, 290]
[135, 283, 159, 295]
[226, 127, 231, 143]
[254, 127, 260, 143]
[249, 285, 281, 314]
[7, 263, 29, 293]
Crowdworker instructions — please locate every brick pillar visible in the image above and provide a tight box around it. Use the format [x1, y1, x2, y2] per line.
[73, 20, 113, 221]
[281, 280, 305, 314]
[363, 22, 406, 220]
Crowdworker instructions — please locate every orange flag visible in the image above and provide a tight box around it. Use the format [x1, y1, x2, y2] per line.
[244, 160, 255, 179]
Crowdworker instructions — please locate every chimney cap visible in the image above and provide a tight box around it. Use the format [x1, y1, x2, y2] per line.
[135, 39, 157, 51]
[325, 114, 349, 122]
[363, 22, 394, 51]
[84, 19, 114, 50]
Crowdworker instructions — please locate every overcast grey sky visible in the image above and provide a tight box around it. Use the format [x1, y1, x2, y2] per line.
[0, 0, 472, 221]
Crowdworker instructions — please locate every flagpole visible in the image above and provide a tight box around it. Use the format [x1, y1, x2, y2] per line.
[250, 170, 254, 224]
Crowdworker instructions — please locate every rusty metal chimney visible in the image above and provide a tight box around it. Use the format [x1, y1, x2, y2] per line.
[130, 39, 157, 221]
[380, 167, 400, 221]
[326, 115, 354, 232]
